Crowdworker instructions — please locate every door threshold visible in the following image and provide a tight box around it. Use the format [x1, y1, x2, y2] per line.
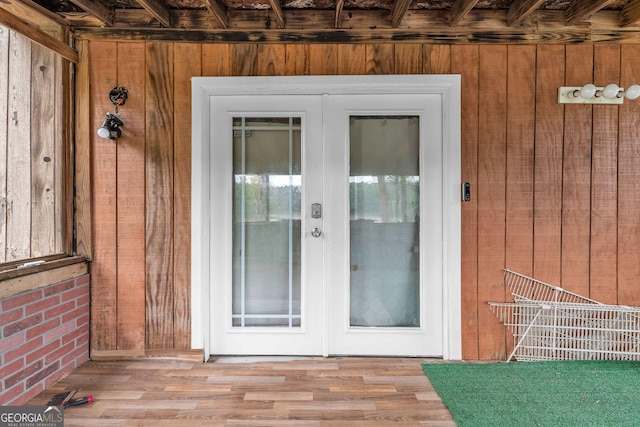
[208, 355, 325, 364]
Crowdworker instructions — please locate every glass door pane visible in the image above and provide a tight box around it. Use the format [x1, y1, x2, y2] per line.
[349, 116, 420, 327]
[232, 117, 302, 327]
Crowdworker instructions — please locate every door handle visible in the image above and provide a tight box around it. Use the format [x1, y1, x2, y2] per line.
[311, 227, 322, 238]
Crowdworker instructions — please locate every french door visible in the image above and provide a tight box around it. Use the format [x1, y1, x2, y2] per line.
[192, 75, 461, 358]
[325, 94, 443, 356]
[209, 95, 325, 355]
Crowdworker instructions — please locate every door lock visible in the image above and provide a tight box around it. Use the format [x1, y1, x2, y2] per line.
[311, 203, 322, 219]
[311, 227, 322, 238]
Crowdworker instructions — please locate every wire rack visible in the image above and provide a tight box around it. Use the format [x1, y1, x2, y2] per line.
[503, 270, 600, 305]
[489, 270, 640, 362]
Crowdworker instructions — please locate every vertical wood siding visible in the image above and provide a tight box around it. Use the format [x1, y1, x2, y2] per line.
[618, 46, 640, 308]
[591, 45, 619, 304]
[116, 42, 146, 351]
[0, 28, 63, 263]
[451, 45, 479, 360]
[31, 44, 57, 257]
[173, 43, 200, 349]
[7, 31, 32, 261]
[84, 42, 640, 359]
[477, 45, 507, 360]
[0, 28, 8, 261]
[504, 46, 536, 358]
[145, 43, 175, 349]
[89, 41, 118, 351]
[534, 46, 565, 287]
[562, 45, 593, 298]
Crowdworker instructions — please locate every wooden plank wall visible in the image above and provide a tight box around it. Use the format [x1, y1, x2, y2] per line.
[84, 42, 640, 359]
[0, 27, 62, 263]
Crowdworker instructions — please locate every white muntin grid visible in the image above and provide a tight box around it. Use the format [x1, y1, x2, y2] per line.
[489, 270, 640, 362]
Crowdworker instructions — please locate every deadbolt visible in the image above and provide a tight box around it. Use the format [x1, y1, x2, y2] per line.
[311, 203, 322, 219]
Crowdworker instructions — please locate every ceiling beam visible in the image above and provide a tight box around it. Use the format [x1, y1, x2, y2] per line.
[390, 0, 413, 28]
[136, 0, 171, 27]
[64, 9, 634, 35]
[268, 0, 285, 29]
[203, 0, 228, 29]
[449, 0, 479, 26]
[621, 0, 640, 27]
[5, 0, 71, 27]
[0, 7, 78, 63]
[565, 0, 617, 25]
[507, 0, 545, 26]
[73, 26, 587, 44]
[75, 22, 626, 45]
[68, 0, 113, 27]
[335, 0, 344, 28]
[74, 8, 616, 44]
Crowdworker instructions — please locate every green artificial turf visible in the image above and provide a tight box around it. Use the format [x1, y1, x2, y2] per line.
[422, 360, 640, 427]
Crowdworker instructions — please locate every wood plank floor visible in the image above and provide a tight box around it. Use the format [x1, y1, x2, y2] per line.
[28, 357, 455, 426]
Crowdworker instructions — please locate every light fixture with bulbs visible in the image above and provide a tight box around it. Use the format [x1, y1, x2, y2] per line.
[97, 113, 124, 139]
[97, 87, 128, 140]
[558, 83, 640, 104]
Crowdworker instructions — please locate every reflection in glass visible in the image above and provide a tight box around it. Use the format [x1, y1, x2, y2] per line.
[232, 117, 302, 327]
[349, 116, 420, 328]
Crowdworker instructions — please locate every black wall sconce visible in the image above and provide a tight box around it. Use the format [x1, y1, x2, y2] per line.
[97, 87, 128, 140]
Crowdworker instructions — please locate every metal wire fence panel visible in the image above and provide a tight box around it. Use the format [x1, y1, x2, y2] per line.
[490, 271, 640, 361]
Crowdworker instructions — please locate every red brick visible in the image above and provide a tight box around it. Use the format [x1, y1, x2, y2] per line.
[43, 280, 74, 297]
[0, 331, 25, 354]
[58, 358, 76, 373]
[3, 313, 42, 338]
[2, 290, 42, 311]
[76, 294, 90, 307]
[0, 358, 25, 381]
[25, 295, 60, 316]
[26, 361, 59, 388]
[26, 339, 59, 364]
[75, 275, 90, 286]
[61, 286, 87, 302]
[75, 331, 89, 349]
[61, 325, 84, 345]
[5, 337, 43, 364]
[5, 360, 42, 388]
[0, 276, 89, 407]
[0, 382, 24, 406]
[26, 317, 61, 341]
[62, 345, 89, 366]
[44, 301, 75, 320]
[19, 382, 45, 405]
[45, 341, 74, 365]
[0, 307, 23, 328]
[61, 306, 88, 324]
[44, 367, 68, 389]
[76, 313, 90, 327]
[42, 321, 75, 344]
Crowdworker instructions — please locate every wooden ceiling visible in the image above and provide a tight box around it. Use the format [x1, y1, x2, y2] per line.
[28, 0, 637, 28]
[4, 0, 640, 45]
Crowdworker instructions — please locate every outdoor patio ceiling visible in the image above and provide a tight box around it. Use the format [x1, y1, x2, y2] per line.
[21, 0, 640, 33]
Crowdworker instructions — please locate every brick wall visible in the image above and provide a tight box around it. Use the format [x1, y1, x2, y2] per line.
[0, 274, 90, 405]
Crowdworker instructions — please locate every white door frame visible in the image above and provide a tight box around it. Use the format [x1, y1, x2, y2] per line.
[191, 75, 462, 360]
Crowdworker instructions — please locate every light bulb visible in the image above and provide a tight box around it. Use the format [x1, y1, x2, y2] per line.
[97, 124, 112, 139]
[580, 84, 597, 99]
[625, 84, 640, 100]
[603, 83, 620, 99]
